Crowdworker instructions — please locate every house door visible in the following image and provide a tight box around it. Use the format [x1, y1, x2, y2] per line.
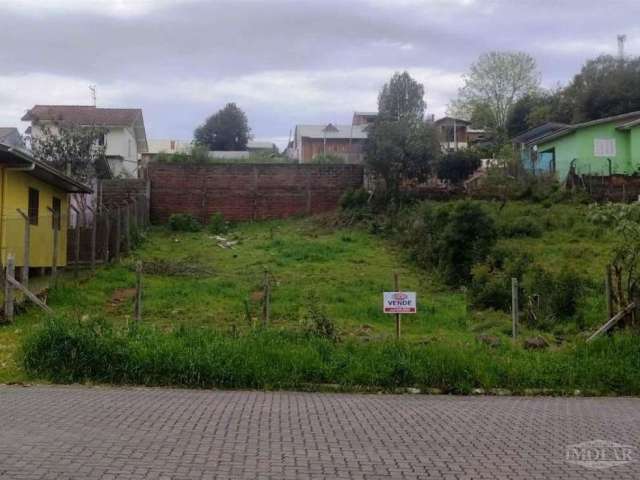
[539, 149, 555, 173]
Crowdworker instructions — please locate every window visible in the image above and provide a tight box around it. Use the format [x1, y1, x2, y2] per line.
[98, 133, 106, 146]
[52, 197, 61, 230]
[28, 188, 39, 225]
[594, 138, 616, 157]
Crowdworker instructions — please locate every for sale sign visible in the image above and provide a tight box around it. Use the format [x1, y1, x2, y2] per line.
[383, 292, 417, 314]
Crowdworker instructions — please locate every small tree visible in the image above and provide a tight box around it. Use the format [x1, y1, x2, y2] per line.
[365, 119, 440, 193]
[436, 150, 482, 185]
[194, 103, 251, 151]
[29, 124, 107, 183]
[377, 71, 426, 122]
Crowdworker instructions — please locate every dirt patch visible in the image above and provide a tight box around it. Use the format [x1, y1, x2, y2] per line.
[131, 258, 214, 277]
[108, 288, 136, 310]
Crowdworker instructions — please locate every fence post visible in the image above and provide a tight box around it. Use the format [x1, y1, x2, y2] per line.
[262, 269, 270, 327]
[70, 205, 81, 278]
[47, 207, 59, 283]
[4, 254, 15, 323]
[132, 198, 138, 232]
[90, 206, 97, 270]
[605, 264, 614, 320]
[103, 207, 111, 264]
[16, 209, 30, 288]
[124, 203, 131, 253]
[134, 261, 143, 322]
[394, 272, 401, 340]
[115, 206, 121, 261]
[511, 277, 519, 340]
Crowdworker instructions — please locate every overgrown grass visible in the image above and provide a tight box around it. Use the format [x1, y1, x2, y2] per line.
[22, 318, 640, 394]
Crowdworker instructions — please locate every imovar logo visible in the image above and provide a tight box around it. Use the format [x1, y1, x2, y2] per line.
[566, 440, 636, 470]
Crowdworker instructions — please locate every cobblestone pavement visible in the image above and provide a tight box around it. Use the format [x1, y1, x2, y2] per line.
[0, 386, 639, 479]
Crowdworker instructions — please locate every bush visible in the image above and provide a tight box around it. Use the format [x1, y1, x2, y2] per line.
[498, 216, 543, 238]
[523, 265, 586, 329]
[340, 188, 370, 210]
[311, 153, 345, 164]
[305, 293, 338, 342]
[436, 149, 482, 184]
[409, 201, 497, 285]
[168, 213, 202, 232]
[208, 212, 228, 234]
[469, 264, 511, 311]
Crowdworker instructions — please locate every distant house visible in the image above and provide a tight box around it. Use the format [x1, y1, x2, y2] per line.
[0, 143, 91, 270]
[22, 105, 148, 178]
[352, 112, 378, 126]
[147, 139, 192, 155]
[247, 140, 277, 153]
[0, 128, 25, 149]
[524, 112, 640, 179]
[511, 122, 568, 175]
[434, 117, 487, 151]
[288, 123, 368, 164]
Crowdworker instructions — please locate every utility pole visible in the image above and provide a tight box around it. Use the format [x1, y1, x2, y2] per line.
[618, 34, 627, 61]
[89, 85, 97, 106]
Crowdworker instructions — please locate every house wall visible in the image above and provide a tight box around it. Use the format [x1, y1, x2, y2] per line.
[300, 138, 365, 163]
[538, 123, 635, 180]
[148, 163, 364, 223]
[0, 169, 68, 267]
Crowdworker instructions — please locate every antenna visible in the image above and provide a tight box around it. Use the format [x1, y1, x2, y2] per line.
[617, 34, 627, 60]
[89, 85, 97, 106]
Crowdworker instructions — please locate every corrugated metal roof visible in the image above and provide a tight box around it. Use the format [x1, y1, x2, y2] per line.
[531, 111, 640, 145]
[296, 124, 369, 140]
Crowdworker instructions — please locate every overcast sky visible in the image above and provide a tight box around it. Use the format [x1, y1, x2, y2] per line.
[1, 0, 639, 149]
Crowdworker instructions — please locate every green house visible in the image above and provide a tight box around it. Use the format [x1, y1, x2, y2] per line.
[524, 112, 640, 180]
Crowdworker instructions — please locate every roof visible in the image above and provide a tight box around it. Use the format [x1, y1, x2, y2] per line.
[353, 111, 378, 117]
[22, 105, 148, 154]
[0, 143, 92, 193]
[512, 122, 569, 144]
[296, 124, 369, 140]
[0, 127, 25, 148]
[531, 111, 640, 145]
[209, 151, 250, 160]
[434, 117, 472, 126]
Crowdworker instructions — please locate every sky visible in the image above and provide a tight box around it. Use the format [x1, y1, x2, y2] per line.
[1, 0, 640, 150]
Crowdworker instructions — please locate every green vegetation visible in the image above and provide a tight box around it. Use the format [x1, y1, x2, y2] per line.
[7, 201, 640, 394]
[168, 213, 202, 232]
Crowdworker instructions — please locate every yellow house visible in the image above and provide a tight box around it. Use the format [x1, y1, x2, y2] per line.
[0, 143, 91, 269]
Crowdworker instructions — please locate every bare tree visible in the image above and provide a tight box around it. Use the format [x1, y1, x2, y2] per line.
[451, 51, 540, 134]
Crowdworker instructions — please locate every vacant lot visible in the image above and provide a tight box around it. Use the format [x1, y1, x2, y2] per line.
[3, 204, 639, 393]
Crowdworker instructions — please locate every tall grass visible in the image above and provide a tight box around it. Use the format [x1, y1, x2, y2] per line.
[22, 318, 640, 394]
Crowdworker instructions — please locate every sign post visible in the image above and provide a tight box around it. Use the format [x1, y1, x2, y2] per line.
[383, 273, 417, 341]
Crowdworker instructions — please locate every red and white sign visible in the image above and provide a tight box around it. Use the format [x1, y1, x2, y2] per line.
[383, 291, 417, 314]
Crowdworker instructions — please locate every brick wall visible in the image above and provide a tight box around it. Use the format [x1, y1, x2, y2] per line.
[147, 163, 364, 223]
[576, 174, 640, 202]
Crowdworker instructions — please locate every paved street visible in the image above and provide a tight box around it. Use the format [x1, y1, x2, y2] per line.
[0, 386, 639, 479]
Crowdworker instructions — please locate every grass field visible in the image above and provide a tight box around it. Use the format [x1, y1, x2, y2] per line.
[2, 202, 638, 392]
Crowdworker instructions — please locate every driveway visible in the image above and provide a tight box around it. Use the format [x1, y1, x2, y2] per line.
[0, 386, 638, 479]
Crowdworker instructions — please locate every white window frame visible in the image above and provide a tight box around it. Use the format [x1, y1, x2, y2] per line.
[594, 138, 616, 157]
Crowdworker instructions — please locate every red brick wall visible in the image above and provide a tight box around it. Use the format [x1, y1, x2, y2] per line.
[148, 163, 364, 223]
[99, 179, 149, 207]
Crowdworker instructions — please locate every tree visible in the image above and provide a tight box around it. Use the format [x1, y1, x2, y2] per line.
[436, 150, 482, 184]
[365, 118, 440, 193]
[563, 55, 640, 122]
[28, 125, 107, 183]
[377, 71, 426, 122]
[194, 103, 251, 151]
[452, 51, 540, 135]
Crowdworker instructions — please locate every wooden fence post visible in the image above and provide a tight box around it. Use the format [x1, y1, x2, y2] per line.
[47, 207, 59, 283]
[115, 206, 121, 261]
[134, 261, 143, 322]
[132, 198, 138, 232]
[262, 269, 270, 327]
[103, 207, 111, 264]
[511, 277, 519, 340]
[16, 209, 30, 288]
[605, 264, 614, 320]
[70, 205, 81, 278]
[124, 203, 131, 253]
[394, 272, 401, 340]
[90, 206, 97, 270]
[4, 254, 15, 323]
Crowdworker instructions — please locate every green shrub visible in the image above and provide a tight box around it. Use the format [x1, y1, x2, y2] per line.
[498, 216, 543, 238]
[305, 293, 338, 342]
[311, 153, 345, 164]
[340, 188, 370, 210]
[208, 212, 228, 234]
[410, 201, 497, 285]
[469, 264, 511, 311]
[168, 213, 202, 232]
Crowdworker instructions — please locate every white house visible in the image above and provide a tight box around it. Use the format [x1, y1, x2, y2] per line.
[22, 105, 148, 178]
